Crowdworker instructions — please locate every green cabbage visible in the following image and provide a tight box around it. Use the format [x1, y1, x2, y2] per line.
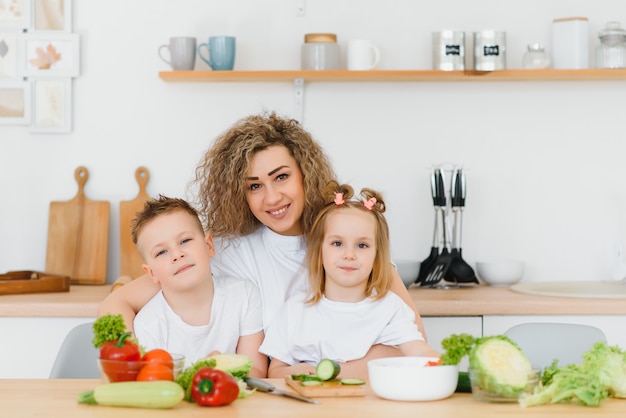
[469, 336, 533, 398]
[520, 341, 626, 407]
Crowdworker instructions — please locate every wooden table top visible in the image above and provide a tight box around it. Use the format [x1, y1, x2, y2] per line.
[2, 379, 625, 418]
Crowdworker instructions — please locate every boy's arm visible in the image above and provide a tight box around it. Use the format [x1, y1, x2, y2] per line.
[236, 331, 268, 378]
[98, 274, 161, 334]
[267, 358, 316, 378]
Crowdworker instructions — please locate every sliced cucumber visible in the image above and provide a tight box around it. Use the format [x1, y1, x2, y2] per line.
[301, 380, 323, 387]
[291, 374, 321, 382]
[316, 359, 340, 381]
[340, 378, 366, 386]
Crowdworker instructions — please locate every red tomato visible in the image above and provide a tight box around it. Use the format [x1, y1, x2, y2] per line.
[142, 349, 174, 368]
[136, 363, 174, 381]
[425, 358, 443, 367]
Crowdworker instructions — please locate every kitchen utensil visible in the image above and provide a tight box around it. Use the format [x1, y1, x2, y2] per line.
[421, 169, 452, 287]
[284, 376, 366, 397]
[445, 168, 477, 284]
[244, 377, 320, 404]
[0, 270, 70, 295]
[45, 166, 110, 285]
[119, 167, 150, 279]
[416, 169, 441, 284]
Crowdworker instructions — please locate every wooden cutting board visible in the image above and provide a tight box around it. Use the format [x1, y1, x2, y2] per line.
[0, 271, 70, 295]
[119, 167, 150, 279]
[45, 166, 110, 285]
[284, 376, 366, 397]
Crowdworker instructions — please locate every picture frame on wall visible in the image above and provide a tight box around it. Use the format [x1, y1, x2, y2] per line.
[0, 29, 23, 79]
[31, 0, 71, 32]
[0, 80, 31, 125]
[0, 0, 30, 29]
[30, 78, 71, 133]
[23, 32, 79, 77]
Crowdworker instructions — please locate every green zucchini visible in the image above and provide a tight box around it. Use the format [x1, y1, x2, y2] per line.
[316, 358, 340, 381]
[456, 371, 471, 393]
[77, 381, 184, 409]
[340, 378, 366, 385]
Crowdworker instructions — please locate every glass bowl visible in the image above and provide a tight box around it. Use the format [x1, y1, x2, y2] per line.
[98, 353, 185, 382]
[469, 367, 540, 402]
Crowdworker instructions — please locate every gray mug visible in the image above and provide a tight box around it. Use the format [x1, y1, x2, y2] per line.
[159, 37, 196, 71]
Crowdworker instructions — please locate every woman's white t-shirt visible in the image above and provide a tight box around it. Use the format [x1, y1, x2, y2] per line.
[210, 226, 309, 330]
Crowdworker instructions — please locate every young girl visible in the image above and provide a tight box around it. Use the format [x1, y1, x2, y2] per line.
[260, 182, 439, 378]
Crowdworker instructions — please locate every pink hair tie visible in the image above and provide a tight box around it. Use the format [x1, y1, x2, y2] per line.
[334, 193, 345, 205]
[364, 197, 377, 210]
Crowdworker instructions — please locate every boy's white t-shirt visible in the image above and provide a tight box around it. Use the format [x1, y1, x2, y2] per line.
[134, 275, 262, 367]
[210, 226, 309, 330]
[259, 291, 424, 366]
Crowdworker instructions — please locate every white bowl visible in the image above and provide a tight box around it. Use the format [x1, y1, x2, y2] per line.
[368, 356, 458, 401]
[395, 259, 421, 288]
[476, 261, 525, 287]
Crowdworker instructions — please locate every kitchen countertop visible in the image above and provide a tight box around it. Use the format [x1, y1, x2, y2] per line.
[2, 283, 626, 318]
[4, 379, 625, 418]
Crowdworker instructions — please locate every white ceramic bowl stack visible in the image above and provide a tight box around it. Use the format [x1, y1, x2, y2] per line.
[475, 261, 525, 286]
[395, 259, 421, 288]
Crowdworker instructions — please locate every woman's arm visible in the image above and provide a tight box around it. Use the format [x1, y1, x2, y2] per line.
[236, 331, 268, 378]
[267, 358, 316, 378]
[98, 274, 161, 334]
[389, 267, 427, 340]
[398, 340, 440, 358]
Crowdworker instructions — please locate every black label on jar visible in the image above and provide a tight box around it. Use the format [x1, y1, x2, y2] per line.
[483, 45, 500, 56]
[445, 44, 461, 56]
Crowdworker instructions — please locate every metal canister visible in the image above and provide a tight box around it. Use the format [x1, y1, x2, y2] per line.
[432, 31, 465, 70]
[473, 30, 506, 71]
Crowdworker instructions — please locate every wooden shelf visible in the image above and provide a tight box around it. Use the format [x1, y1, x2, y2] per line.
[159, 69, 626, 82]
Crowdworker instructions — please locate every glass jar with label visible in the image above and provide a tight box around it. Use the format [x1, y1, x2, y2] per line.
[596, 22, 626, 69]
[522, 44, 550, 69]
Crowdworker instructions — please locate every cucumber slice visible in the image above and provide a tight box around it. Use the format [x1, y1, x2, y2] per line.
[301, 380, 323, 387]
[316, 359, 340, 381]
[340, 378, 366, 385]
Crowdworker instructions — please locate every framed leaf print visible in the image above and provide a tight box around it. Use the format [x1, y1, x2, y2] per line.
[23, 32, 79, 77]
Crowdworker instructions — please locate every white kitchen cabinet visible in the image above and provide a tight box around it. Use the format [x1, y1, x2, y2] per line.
[422, 316, 482, 370]
[483, 315, 626, 349]
[0, 317, 94, 379]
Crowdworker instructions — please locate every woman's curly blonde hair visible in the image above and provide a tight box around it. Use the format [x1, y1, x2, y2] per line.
[306, 181, 393, 304]
[189, 112, 336, 238]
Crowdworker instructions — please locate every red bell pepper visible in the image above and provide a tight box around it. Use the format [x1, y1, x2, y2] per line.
[191, 367, 239, 407]
[99, 332, 142, 381]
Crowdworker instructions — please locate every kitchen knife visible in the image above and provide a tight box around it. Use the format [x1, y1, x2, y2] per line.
[244, 377, 320, 405]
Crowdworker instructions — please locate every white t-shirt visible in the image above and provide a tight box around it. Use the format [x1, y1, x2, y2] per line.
[134, 276, 262, 367]
[259, 291, 424, 366]
[210, 226, 309, 330]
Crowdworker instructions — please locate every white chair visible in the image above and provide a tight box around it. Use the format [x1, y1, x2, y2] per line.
[504, 322, 607, 370]
[49, 322, 100, 379]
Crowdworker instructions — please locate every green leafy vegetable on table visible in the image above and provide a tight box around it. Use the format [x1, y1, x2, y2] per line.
[520, 341, 626, 407]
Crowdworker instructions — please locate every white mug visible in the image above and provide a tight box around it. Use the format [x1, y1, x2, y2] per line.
[347, 40, 380, 70]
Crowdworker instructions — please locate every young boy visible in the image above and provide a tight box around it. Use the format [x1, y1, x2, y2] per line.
[131, 195, 267, 377]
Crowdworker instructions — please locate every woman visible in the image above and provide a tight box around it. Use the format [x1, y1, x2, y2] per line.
[99, 112, 427, 360]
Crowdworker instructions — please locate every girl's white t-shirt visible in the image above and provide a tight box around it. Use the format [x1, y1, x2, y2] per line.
[259, 291, 424, 366]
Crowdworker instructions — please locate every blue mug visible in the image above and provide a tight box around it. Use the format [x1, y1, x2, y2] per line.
[197, 36, 236, 71]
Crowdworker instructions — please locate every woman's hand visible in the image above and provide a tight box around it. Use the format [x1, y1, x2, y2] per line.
[268, 359, 316, 378]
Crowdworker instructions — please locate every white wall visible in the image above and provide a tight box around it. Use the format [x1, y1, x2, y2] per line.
[2, 0, 626, 284]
